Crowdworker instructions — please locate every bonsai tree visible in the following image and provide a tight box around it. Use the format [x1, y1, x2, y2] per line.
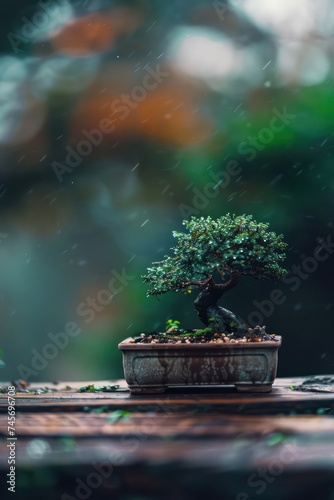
[142, 214, 287, 338]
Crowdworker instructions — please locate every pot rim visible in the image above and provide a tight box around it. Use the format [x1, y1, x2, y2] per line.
[118, 335, 282, 350]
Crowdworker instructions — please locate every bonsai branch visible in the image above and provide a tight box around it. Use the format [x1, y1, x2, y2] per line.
[194, 273, 248, 336]
[180, 272, 239, 291]
[178, 276, 212, 289]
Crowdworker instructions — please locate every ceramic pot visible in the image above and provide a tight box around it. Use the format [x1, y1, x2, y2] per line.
[118, 336, 281, 394]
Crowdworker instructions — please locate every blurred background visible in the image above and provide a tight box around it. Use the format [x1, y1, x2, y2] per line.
[0, 0, 333, 381]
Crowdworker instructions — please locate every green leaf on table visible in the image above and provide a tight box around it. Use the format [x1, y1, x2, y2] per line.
[108, 410, 132, 424]
[77, 384, 120, 393]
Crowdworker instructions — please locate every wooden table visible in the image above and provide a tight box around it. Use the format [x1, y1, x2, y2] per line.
[0, 375, 334, 499]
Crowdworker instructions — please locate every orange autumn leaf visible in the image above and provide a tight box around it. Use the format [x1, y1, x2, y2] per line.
[70, 90, 213, 149]
[69, 94, 137, 148]
[51, 14, 116, 55]
[70, 77, 213, 149]
[50, 9, 143, 56]
[134, 90, 213, 147]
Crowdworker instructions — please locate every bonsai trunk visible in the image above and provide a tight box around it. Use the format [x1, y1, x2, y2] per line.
[194, 275, 248, 336]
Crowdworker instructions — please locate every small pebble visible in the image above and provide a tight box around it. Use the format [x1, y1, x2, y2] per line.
[223, 337, 230, 343]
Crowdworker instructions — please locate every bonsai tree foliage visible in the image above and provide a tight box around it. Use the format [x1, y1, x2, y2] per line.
[142, 214, 287, 337]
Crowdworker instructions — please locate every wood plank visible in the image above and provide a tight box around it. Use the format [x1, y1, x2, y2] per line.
[1, 412, 334, 437]
[1, 443, 333, 500]
[0, 377, 333, 414]
[1, 395, 333, 415]
[0, 376, 333, 498]
[0, 436, 333, 470]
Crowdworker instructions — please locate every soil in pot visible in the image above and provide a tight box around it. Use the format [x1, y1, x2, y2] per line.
[131, 324, 278, 345]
